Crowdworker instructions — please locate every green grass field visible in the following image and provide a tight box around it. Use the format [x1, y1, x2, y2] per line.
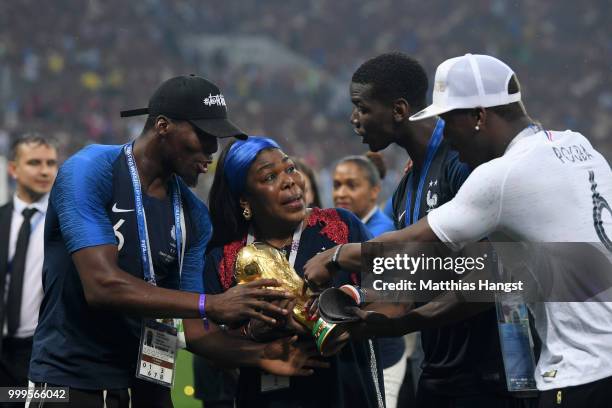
[171, 349, 201, 408]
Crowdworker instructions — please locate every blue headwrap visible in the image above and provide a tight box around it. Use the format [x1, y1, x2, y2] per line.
[224, 136, 281, 198]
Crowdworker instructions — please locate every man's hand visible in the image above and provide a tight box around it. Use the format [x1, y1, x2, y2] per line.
[320, 304, 413, 340]
[320, 328, 351, 357]
[343, 307, 391, 339]
[207, 279, 294, 326]
[343, 304, 419, 338]
[260, 337, 330, 376]
[248, 300, 310, 341]
[266, 299, 311, 336]
[282, 300, 311, 335]
[303, 243, 363, 288]
[303, 248, 336, 289]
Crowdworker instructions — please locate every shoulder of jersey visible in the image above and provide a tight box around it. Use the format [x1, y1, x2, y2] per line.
[63, 144, 124, 168]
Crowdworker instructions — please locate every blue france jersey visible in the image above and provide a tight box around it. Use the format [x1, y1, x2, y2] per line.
[29, 144, 211, 389]
[364, 208, 394, 238]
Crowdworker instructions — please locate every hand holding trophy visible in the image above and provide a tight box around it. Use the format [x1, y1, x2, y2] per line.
[235, 242, 347, 353]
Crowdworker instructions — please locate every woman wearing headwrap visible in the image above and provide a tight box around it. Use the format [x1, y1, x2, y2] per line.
[194, 136, 385, 408]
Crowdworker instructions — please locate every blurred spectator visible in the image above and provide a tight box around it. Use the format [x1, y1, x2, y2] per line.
[294, 157, 322, 208]
[0, 134, 57, 392]
[0, 0, 609, 194]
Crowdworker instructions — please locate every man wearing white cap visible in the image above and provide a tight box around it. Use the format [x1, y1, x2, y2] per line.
[304, 54, 612, 407]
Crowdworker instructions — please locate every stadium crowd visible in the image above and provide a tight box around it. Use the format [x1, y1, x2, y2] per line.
[1, 1, 611, 407]
[0, 0, 610, 176]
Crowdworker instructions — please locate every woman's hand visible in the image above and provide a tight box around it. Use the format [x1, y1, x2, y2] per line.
[207, 279, 294, 326]
[248, 300, 310, 341]
[260, 336, 330, 376]
[304, 294, 320, 321]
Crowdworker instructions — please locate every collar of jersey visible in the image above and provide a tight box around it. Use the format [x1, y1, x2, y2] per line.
[504, 124, 542, 154]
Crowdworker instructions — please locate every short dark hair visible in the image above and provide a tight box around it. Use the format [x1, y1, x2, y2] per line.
[352, 52, 429, 110]
[10, 133, 57, 161]
[336, 155, 381, 187]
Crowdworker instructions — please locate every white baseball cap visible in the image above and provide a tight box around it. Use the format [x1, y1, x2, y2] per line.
[409, 53, 521, 121]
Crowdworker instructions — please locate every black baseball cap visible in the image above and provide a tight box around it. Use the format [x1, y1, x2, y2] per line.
[120, 75, 247, 140]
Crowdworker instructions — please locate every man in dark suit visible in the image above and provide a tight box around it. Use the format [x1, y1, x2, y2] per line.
[0, 134, 58, 387]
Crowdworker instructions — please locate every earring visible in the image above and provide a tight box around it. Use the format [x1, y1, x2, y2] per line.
[475, 124, 480, 131]
[243, 207, 252, 220]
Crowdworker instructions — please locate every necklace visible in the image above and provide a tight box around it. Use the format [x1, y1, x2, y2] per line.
[263, 236, 294, 257]
[250, 213, 309, 260]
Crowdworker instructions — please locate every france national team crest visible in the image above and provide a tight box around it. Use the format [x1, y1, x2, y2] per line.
[426, 179, 439, 212]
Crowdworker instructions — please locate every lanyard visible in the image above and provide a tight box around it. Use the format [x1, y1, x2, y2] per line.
[247, 220, 304, 268]
[124, 143, 185, 285]
[172, 178, 186, 276]
[405, 118, 445, 227]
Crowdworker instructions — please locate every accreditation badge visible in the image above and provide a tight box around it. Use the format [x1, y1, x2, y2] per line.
[495, 293, 538, 393]
[136, 319, 178, 387]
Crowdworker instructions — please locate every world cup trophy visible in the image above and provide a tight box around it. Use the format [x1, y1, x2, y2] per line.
[235, 242, 338, 352]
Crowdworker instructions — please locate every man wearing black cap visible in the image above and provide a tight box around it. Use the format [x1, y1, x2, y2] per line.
[27, 75, 298, 407]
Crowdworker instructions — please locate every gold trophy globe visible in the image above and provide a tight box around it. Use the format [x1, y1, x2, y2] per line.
[235, 242, 337, 352]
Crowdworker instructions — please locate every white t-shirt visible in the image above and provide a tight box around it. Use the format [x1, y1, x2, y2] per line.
[428, 126, 612, 390]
